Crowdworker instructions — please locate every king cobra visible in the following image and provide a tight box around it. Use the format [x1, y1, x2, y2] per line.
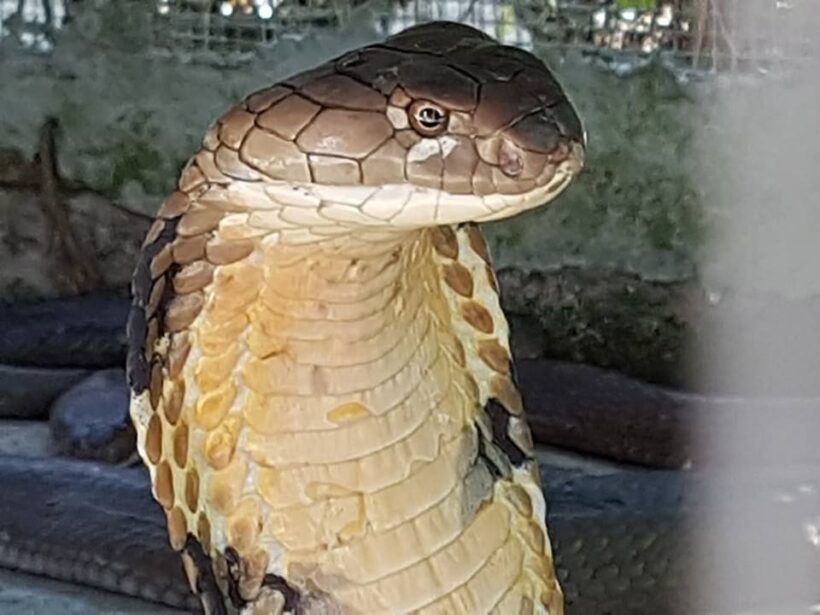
[126, 20, 584, 614]
[3, 19, 814, 615]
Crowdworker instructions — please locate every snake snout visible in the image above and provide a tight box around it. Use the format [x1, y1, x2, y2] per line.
[464, 101, 585, 224]
[502, 102, 585, 174]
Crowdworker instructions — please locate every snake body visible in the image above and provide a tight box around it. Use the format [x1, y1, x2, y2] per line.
[2, 454, 819, 614]
[126, 21, 583, 614]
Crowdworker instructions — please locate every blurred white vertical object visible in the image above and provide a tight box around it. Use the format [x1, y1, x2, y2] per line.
[693, 1, 820, 612]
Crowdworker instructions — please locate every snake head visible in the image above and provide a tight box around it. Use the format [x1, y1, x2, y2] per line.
[377, 21, 586, 197]
[207, 21, 585, 230]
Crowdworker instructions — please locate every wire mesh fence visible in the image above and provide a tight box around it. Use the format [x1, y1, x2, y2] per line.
[0, 0, 68, 51]
[2, 0, 819, 74]
[150, 0, 368, 60]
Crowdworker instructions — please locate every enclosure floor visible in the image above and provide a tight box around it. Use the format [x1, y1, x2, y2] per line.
[0, 569, 183, 615]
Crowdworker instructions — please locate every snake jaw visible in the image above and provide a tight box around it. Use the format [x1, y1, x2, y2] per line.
[196, 162, 582, 241]
[199, 121, 584, 236]
[186, 127, 582, 242]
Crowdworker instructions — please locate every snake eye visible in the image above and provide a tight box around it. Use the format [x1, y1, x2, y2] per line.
[409, 101, 448, 136]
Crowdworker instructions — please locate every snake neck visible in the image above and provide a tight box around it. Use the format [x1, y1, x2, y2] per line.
[186, 228, 472, 605]
[138, 218, 560, 612]
[240, 226, 460, 405]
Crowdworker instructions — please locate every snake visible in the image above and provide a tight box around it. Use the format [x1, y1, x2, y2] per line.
[0, 20, 818, 615]
[125, 20, 584, 613]
[1, 452, 818, 614]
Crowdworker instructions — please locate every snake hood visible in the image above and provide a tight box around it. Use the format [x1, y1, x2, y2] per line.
[198, 21, 585, 233]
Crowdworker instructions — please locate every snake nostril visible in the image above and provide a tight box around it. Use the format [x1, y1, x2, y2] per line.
[499, 140, 523, 177]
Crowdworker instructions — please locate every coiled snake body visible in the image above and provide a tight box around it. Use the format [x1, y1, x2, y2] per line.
[126, 21, 584, 614]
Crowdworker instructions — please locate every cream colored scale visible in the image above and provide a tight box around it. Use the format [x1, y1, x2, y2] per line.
[144, 221, 556, 613]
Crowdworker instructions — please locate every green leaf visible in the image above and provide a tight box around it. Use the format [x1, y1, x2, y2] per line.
[616, 0, 657, 9]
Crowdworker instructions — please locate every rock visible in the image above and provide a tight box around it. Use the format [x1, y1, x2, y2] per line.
[500, 266, 695, 386]
[0, 186, 149, 302]
[0, 365, 89, 419]
[518, 358, 690, 468]
[508, 314, 547, 360]
[49, 369, 135, 463]
[0, 290, 130, 368]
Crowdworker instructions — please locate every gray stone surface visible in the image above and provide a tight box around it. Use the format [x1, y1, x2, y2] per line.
[0, 425, 184, 613]
[0, 569, 182, 614]
[0, 187, 148, 301]
[0, 365, 88, 419]
[0, 420, 52, 457]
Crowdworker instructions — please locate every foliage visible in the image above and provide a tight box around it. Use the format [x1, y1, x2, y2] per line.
[615, 0, 657, 9]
